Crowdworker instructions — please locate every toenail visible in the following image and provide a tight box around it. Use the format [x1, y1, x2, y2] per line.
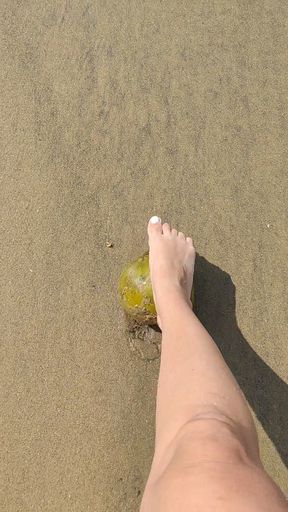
[149, 216, 161, 224]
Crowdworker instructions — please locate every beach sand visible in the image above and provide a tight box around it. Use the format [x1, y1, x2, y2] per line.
[1, 1, 287, 510]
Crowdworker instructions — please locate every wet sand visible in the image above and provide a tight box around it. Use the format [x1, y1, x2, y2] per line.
[1, 1, 287, 510]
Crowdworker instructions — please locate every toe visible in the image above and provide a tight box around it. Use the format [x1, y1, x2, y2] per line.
[162, 223, 171, 236]
[186, 236, 194, 247]
[171, 228, 177, 237]
[178, 231, 185, 240]
[148, 216, 162, 238]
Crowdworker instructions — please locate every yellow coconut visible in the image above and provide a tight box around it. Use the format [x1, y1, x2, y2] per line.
[118, 253, 157, 325]
[119, 253, 195, 325]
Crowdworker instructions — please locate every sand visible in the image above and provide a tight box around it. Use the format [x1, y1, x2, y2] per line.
[1, 1, 287, 510]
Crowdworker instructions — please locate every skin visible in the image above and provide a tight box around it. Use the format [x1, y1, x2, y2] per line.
[140, 216, 287, 512]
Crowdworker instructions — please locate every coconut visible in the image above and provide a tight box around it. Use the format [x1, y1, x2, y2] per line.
[119, 252, 195, 326]
[118, 253, 157, 325]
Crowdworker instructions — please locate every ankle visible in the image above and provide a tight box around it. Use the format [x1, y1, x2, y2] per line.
[156, 286, 192, 327]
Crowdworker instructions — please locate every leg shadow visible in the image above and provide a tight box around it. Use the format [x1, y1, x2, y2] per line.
[193, 254, 288, 467]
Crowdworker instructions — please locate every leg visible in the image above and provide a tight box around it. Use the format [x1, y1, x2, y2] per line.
[141, 216, 287, 511]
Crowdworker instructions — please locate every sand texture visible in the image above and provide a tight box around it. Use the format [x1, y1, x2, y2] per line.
[1, 1, 287, 510]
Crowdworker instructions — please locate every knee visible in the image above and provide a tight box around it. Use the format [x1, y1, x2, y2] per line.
[166, 410, 255, 469]
[142, 416, 251, 510]
[143, 409, 260, 511]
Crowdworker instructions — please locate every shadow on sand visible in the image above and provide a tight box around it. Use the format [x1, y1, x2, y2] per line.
[193, 254, 287, 468]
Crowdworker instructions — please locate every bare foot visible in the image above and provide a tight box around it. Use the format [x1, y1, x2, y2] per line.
[147, 216, 196, 329]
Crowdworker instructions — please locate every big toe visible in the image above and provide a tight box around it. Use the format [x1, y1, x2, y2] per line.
[147, 215, 162, 240]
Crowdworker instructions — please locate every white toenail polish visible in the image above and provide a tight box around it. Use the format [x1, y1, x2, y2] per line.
[150, 216, 161, 224]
